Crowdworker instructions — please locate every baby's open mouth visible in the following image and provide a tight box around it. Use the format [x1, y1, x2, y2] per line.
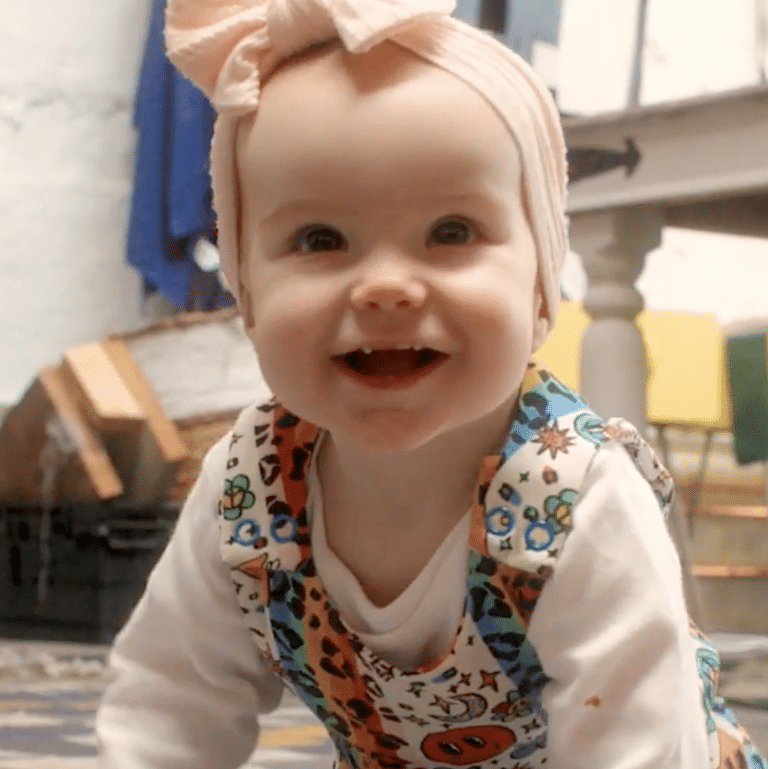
[336, 347, 448, 378]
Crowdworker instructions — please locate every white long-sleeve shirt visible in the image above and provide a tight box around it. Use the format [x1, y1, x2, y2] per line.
[97, 434, 710, 769]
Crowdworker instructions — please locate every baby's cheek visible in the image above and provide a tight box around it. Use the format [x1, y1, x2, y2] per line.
[466, 293, 532, 340]
[247, 306, 317, 380]
[248, 321, 292, 367]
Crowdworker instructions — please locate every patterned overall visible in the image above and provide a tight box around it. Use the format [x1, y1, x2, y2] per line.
[218, 365, 767, 769]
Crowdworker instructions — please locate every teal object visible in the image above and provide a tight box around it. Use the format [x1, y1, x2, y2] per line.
[726, 331, 768, 465]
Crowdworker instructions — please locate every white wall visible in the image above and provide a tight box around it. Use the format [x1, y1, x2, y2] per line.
[559, 0, 766, 113]
[558, 0, 643, 113]
[1, 0, 152, 405]
[641, 0, 764, 105]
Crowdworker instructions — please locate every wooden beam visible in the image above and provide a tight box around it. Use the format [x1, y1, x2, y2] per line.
[100, 338, 190, 508]
[692, 504, 768, 520]
[694, 564, 768, 579]
[0, 367, 123, 503]
[61, 343, 144, 433]
[39, 367, 124, 500]
[564, 84, 768, 214]
[666, 193, 768, 238]
[102, 338, 188, 464]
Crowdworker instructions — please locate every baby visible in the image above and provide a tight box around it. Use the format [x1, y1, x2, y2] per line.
[97, 2, 767, 768]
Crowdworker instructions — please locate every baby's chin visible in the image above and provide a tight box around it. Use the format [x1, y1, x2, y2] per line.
[314, 409, 490, 460]
[288, 403, 445, 455]
[338, 419, 445, 455]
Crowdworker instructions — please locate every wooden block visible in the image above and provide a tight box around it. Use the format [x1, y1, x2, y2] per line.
[98, 338, 190, 508]
[61, 343, 145, 433]
[0, 367, 123, 503]
[102, 338, 188, 463]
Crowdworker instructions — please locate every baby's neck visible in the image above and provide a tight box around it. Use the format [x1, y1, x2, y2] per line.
[316, 403, 514, 606]
[320, 434, 482, 524]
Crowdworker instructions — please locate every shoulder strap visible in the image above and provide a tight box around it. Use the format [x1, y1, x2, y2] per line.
[219, 400, 320, 575]
[467, 367, 674, 719]
[601, 417, 674, 517]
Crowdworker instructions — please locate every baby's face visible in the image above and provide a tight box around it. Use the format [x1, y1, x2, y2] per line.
[237, 41, 547, 453]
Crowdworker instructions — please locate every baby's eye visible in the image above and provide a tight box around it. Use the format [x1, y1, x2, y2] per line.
[292, 225, 347, 253]
[427, 217, 478, 246]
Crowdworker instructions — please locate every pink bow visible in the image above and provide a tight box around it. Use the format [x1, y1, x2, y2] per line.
[166, 0, 456, 114]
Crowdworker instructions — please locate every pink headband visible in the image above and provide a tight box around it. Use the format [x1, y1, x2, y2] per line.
[166, 0, 568, 327]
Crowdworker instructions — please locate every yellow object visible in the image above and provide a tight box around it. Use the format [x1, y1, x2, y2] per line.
[536, 301, 731, 429]
[641, 309, 730, 429]
[536, 301, 589, 391]
[259, 724, 329, 748]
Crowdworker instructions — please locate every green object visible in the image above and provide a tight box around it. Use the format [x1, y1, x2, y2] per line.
[726, 332, 768, 465]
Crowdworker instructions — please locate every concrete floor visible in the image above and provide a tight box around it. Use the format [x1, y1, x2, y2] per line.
[0, 682, 332, 769]
[0, 639, 766, 768]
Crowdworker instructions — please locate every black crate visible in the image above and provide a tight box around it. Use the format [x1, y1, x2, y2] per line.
[0, 505, 176, 644]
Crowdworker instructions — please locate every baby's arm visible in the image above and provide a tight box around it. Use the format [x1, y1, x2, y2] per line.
[528, 441, 710, 769]
[97, 437, 283, 769]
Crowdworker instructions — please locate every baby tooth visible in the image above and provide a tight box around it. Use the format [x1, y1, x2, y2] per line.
[362, 347, 372, 354]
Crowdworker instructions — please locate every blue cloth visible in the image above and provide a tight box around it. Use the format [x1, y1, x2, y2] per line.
[127, 0, 225, 307]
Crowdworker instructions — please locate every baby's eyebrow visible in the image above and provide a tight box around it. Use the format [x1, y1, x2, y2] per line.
[434, 191, 507, 211]
[427, 191, 512, 227]
[259, 200, 355, 227]
[258, 189, 510, 230]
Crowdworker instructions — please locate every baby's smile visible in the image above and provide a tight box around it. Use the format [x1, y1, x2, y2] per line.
[332, 345, 449, 388]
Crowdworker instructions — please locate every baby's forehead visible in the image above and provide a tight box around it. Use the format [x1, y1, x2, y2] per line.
[239, 39, 522, 173]
[236, 42, 526, 223]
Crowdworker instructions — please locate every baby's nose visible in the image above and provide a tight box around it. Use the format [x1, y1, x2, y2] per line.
[350, 273, 427, 312]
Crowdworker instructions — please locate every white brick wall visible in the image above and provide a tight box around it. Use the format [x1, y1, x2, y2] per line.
[1, 0, 153, 404]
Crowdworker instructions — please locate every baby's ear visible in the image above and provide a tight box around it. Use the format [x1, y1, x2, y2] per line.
[531, 284, 550, 353]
